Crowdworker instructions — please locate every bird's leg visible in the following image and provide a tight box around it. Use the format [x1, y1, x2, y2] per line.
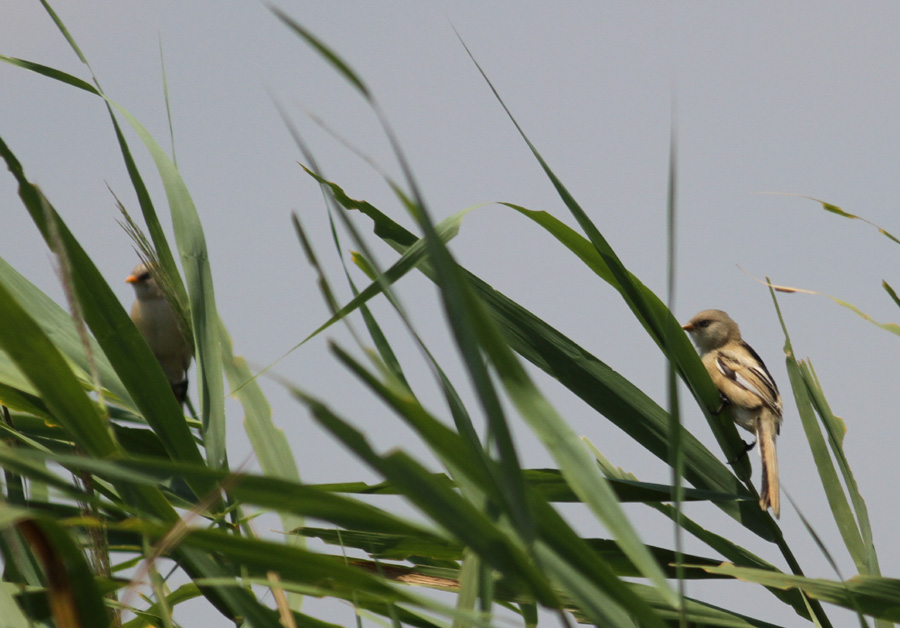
[711, 393, 730, 416]
[709, 395, 755, 464]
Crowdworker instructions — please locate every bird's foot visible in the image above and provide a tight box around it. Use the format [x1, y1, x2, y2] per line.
[711, 394, 730, 416]
[727, 438, 756, 465]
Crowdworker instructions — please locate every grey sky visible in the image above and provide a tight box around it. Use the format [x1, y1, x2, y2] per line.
[3, 3, 899, 626]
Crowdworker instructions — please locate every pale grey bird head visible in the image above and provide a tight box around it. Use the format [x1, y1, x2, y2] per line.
[125, 263, 165, 301]
[682, 309, 741, 353]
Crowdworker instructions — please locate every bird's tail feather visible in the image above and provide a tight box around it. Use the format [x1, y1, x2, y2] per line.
[757, 411, 780, 518]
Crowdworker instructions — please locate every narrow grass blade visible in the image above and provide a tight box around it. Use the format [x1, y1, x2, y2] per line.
[159, 39, 177, 167]
[37, 0, 90, 66]
[313, 158, 480, 456]
[0, 447, 128, 518]
[770, 281, 900, 338]
[452, 549, 481, 628]
[801, 361, 879, 576]
[0, 55, 96, 92]
[698, 564, 900, 624]
[272, 7, 370, 98]
[218, 320, 305, 612]
[348, 251, 410, 387]
[771, 293, 867, 567]
[883, 281, 900, 310]
[664, 114, 687, 625]
[304, 470, 737, 505]
[221, 327, 302, 493]
[622, 582, 787, 628]
[796, 196, 900, 246]
[301, 527, 724, 580]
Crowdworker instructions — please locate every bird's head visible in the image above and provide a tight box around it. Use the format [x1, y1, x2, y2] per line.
[682, 309, 741, 353]
[125, 263, 165, 301]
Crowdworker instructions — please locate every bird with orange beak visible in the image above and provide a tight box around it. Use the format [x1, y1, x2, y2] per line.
[126, 263, 192, 405]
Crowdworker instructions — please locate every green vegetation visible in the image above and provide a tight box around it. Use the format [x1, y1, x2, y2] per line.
[0, 5, 895, 628]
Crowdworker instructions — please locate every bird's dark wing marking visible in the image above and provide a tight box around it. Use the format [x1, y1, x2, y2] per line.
[715, 349, 782, 415]
[740, 340, 780, 396]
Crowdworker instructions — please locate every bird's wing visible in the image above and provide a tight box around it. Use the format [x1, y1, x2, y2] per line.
[715, 347, 782, 416]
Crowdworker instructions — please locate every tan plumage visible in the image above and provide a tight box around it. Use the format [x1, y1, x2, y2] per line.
[126, 263, 192, 405]
[683, 309, 782, 517]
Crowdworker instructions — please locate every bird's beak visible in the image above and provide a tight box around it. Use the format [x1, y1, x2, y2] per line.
[682, 322, 694, 332]
[125, 274, 139, 284]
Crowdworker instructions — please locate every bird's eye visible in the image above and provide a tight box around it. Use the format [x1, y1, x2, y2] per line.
[698, 320, 710, 328]
[138, 272, 152, 281]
